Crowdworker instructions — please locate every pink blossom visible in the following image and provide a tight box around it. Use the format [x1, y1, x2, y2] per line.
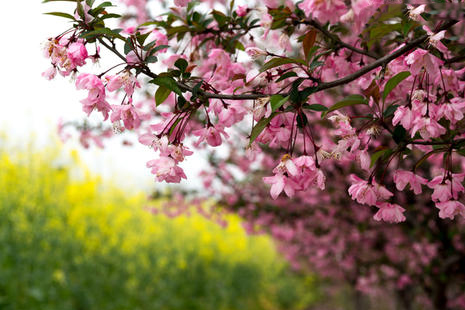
[252, 97, 272, 120]
[67, 41, 88, 68]
[105, 71, 140, 96]
[245, 47, 267, 59]
[260, 13, 273, 39]
[174, 0, 189, 7]
[428, 172, 464, 201]
[348, 175, 378, 206]
[218, 102, 247, 127]
[146, 156, 187, 183]
[407, 4, 426, 22]
[410, 117, 446, 140]
[42, 37, 88, 76]
[405, 49, 443, 76]
[111, 104, 141, 130]
[236, 5, 247, 17]
[392, 106, 414, 130]
[435, 200, 465, 219]
[193, 125, 229, 147]
[348, 175, 392, 206]
[438, 98, 465, 124]
[428, 177, 452, 202]
[57, 118, 71, 143]
[358, 150, 371, 172]
[292, 155, 326, 190]
[170, 144, 193, 162]
[299, 0, 346, 24]
[79, 130, 106, 149]
[126, 51, 139, 65]
[42, 66, 57, 80]
[273, 155, 299, 176]
[293, 155, 315, 171]
[423, 26, 448, 54]
[122, 26, 137, 35]
[373, 202, 406, 223]
[263, 174, 298, 199]
[75, 73, 111, 120]
[350, 0, 383, 34]
[393, 170, 427, 195]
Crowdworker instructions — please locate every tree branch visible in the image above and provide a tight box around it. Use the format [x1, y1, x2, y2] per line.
[445, 54, 465, 65]
[97, 20, 458, 101]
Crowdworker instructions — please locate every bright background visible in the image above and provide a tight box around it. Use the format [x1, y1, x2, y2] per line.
[0, 1, 208, 192]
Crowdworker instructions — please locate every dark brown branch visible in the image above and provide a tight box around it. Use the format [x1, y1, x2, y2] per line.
[445, 54, 465, 64]
[408, 138, 465, 147]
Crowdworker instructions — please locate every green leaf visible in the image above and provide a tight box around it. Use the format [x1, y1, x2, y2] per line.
[76, 0, 85, 20]
[80, 28, 125, 40]
[235, 41, 245, 51]
[275, 71, 297, 82]
[191, 82, 202, 99]
[382, 71, 411, 102]
[155, 86, 171, 106]
[288, 78, 304, 103]
[250, 113, 277, 144]
[303, 104, 328, 111]
[260, 57, 306, 73]
[309, 60, 324, 71]
[136, 32, 151, 45]
[44, 12, 76, 20]
[370, 148, 390, 168]
[392, 125, 406, 144]
[148, 45, 170, 56]
[150, 76, 182, 96]
[323, 94, 368, 117]
[212, 9, 227, 26]
[124, 38, 134, 55]
[101, 13, 121, 20]
[143, 40, 158, 51]
[300, 87, 317, 102]
[92, 1, 113, 10]
[145, 56, 158, 63]
[383, 104, 399, 118]
[168, 118, 182, 137]
[174, 58, 188, 73]
[270, 95, 289, 112]
[457, 148, 465, 157]
[166, 26, 190, 38]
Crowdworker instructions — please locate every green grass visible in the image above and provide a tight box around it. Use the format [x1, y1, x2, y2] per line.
[0, 146, 316, 310]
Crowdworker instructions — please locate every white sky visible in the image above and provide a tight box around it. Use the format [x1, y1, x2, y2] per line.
[0, 1, 208, 193]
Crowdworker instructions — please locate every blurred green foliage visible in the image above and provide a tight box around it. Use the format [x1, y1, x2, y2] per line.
[0, 146, 316, 310]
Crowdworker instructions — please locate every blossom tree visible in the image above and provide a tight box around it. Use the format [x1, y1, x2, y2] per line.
[43, 0, 465, 308]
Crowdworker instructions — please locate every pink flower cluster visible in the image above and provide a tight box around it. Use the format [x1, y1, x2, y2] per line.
[42, 37, 89, 79]
[264, 154, 325, 199]
[140, 134, 193, 183]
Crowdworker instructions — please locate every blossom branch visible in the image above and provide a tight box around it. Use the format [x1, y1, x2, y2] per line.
[98, 20, 457, 102]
